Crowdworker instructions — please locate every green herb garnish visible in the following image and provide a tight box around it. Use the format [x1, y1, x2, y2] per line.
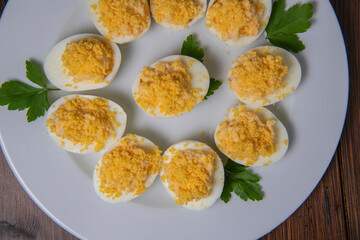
[265, 0, 313, 53]
[221, 159, 263, 203]
[181, 35, 222, 100]
[0, 60, 59, 122]
[204, 78, 222, 100]
[181, 35, 204, 62]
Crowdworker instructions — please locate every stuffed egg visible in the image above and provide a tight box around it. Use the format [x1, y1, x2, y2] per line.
[44, 34, 121, 91]
[87, 0, 151, 44]
[214, 105, 288, 167]
[161, 140, 224, 210]
[46, 95, 127, 154]
[205, 0, 272, 46]
[228, 46, 301, 107]
[132, 55, 210, 118]
[93, 134, 162, 203]
[150, 0, 206, 30]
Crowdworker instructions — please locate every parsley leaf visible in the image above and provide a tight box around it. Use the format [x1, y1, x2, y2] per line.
[204, 78, 222, 100]
[0, 60, 59, 122]
[180, 35, 221, 100]
[26, 90, 50, 122]
[221, 176, 233, 203]
[265, 0, 313, 53]
[221, 159, 264, 203]
[26, 60, 46, 87]
[0, 81, 41, 110]
[266, 33, 306, 53]
[181, 35, 204, 62]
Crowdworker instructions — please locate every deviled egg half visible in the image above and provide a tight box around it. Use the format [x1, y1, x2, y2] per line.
[44, 34, 121, 91]
[161, 140, 224, 210]
[132, 55, 210, 118]
[228, 46, 301, 107]
[87, 0, 151, 44]
[206, 0, 272, 46]
[214, 105, 288, 167]
[150, 0, 207, 30]
[93, 134, 162, 203]
[46, 95, 127, 154]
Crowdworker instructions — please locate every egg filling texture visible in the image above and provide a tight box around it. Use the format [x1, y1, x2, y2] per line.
[96, 136, 162, 200]
[91, 0, 150, 38]
[206, 0, 264, 42]
[135, 60, 201, 116]
[229, 50, 288, 101]
[46, 96, 120, 152]
[61, 37, 114, 84]
[215, 106, 276, 165]
[162, 148, 217, 205]
[151, 0, 202, 28]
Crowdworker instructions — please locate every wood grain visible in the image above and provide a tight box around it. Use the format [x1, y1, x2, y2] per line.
[0, 0, 359, 240]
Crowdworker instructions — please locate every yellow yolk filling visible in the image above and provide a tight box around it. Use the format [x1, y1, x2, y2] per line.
[228, 50, 288, 100]
[135, 60, 201, 116]
[162, 149, 216, 205]
[61, 37, 114, 84]
[216, 106, 276, 165]
[151, 0, 202, 28]
[97, 136, 162, 199]
[206, 0, 264, 42]
[92, 0, 150, 38]
[46, 96, 120, 152]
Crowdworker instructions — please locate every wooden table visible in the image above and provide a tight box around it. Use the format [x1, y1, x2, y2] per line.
[1, 0, 359, 239]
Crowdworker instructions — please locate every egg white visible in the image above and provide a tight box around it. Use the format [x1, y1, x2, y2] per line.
[44, 34, 121, 92]
[214, 105, 288, 167]
[206, 0, 272, 46]
[93, 135, 160, 203]
[228, 46, 302, 107]
[150, 0, 207, 30]
[46, 94, 127, 154]
[161, 140, 224, 210]
[132, 55, 210, 118]
[87, 0, 151, 44]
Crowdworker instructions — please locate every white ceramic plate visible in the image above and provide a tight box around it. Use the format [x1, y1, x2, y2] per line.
[0, 1, 348, 239]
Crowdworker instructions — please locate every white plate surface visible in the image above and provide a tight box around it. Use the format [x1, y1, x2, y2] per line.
[0, 1, 348, 239]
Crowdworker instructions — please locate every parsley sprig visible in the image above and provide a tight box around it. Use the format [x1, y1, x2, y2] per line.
[205, 78, 222, 100]
[265, 0, 313, 53]
[0, 60, 59, 122]
[181, 35, 204, 62]
[221, 159, 264, 203]
[181, 35, 222, 100]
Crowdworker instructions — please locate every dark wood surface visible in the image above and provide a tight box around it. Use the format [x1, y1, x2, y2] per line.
[0, 0, 359, 239]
